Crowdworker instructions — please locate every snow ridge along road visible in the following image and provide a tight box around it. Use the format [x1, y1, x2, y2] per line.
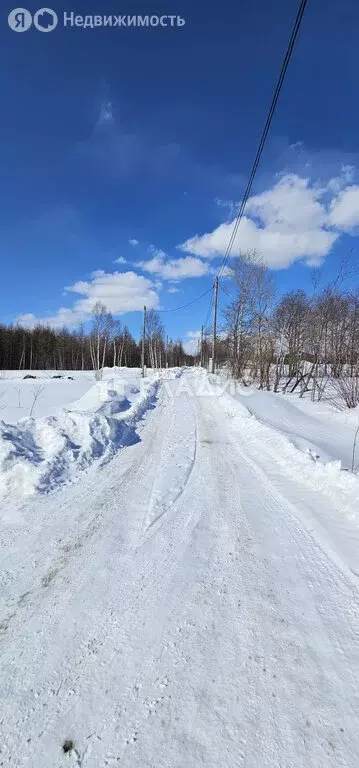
[0, 368, 181, 504]
[0, 369, 358, 767]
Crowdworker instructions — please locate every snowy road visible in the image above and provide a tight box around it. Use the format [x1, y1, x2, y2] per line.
[0, 371, 358, 767]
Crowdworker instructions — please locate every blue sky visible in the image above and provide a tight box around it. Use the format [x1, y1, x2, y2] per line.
[1, 0, 359, 351]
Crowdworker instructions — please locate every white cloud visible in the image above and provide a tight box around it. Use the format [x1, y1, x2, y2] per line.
[97, 99, 113, 126]
[114, 256, 127, 264]
[67, 270, 159, 315]
[138, 251, 210, 280]
[210, 265, 234, 279]
[246, 175, 326, 231]
[328, 185, 359, 231]
[326, 165, 355, 194]
[15, 313, 40, 330]
[16, 271, 159, 329]
[179, 171, 359, 270]
[214, 197, 238, 217]
[16, 307, 88, 330]
[148, 245, 166, 258]
[129, 239, 139, 247]
[183, 330, 201, 355]
[168, 286, 182, 294]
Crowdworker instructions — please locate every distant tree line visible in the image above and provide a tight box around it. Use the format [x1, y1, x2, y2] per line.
[3, 255, 359, 409]
[0, 302, 193, 371]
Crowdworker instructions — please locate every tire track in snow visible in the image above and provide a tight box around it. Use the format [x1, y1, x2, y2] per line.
[139, 386, 197, 545]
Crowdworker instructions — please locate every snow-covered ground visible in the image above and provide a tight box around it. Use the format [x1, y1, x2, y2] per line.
[0, 370, 94, 424]
[238, 387, 359, 470]
[0, 368, 166, 424]
[209, 372, 359, 470]
[0, 368, 358, 767]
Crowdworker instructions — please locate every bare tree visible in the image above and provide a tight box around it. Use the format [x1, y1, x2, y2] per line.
[274, 290, 310, 393]
[220, 251, 359, 408]
[347, 291, 359, 376]
[333, 369, 359, 409]
[224, 251, 274, 385]
[29, 383, 45, 417]
[89, 302, 113, 379]
[111, 320, 123, 367]
[146, 310, 165, 369]
[250, 261, 275, 389]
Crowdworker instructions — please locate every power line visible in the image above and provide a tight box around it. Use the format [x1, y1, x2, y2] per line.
[203, 288, 214, 331]
[217, 0, 309, 281]
[156, 285, 213, 313]
[152, 0, 308, 327]
[219, 282, 233, 299]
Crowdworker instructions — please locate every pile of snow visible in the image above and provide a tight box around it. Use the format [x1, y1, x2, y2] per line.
[0, 369, 181, 503]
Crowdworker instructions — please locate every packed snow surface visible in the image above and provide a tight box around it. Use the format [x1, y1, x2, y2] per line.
[0, 369, 358, 767]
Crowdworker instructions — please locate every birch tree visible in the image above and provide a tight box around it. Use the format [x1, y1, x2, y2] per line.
[89, 302, 113, 378]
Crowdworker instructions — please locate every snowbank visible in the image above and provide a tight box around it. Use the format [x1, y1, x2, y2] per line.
[0, 370, 181, 503]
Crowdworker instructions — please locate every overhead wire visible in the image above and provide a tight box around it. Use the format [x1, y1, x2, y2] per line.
[202, 288, 214, 332]
[151, 0, 308, 326]
[216, 0, 309, 281]
[156, 285, 213, 313]
[219, 282, 233, 299]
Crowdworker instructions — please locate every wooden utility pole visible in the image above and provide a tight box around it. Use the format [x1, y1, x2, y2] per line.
[141, 305, 146, 377]
[200, 325, 204, 367]
[211, 277, 218, 373]
[166, 335, 169, 368]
